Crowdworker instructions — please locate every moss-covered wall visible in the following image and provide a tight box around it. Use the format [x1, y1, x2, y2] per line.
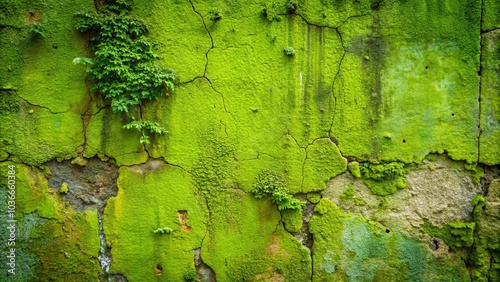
[1, 0, 500, 281]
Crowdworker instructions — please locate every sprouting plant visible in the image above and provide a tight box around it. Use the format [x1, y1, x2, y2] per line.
[251, 170, 287, 198]
[29, 23, 45, 37]
[209, 10, 222, 21]
[284, 46, 295, 56]
[153, 227, 173, 234]
[123, 120, 167, 144]
[262, 2, 283, 22]
[251, 170, 305, 210]
[271, 190, 305, 210]
[75, 0, 176, 143]
[287, 1, 297, 13]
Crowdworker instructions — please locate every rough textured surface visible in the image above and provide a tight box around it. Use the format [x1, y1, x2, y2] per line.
[324, 155, 482, 230]
[0, 162, 100, 281]
[0, 0, 499, 281]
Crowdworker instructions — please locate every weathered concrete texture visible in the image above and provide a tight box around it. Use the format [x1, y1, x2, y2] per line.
[0, 0, 499, 281]
[324, 155, 482, 230]
[46, 157, 118, 211]
[309, 198, 470, 282]
[0, 162, 100, 281]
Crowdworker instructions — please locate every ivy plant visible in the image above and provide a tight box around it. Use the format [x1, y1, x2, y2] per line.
[75, 0, 176, 143]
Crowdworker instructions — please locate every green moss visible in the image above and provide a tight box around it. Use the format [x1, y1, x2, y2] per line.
[360, 162, 407, 196]
[471, 180, 500, 280]
[307, 192, 321, 204]
[84, 108, 149, 166]
[59, 182, 68, 194]
[0, 99, 84, 166]
[302, 138, 347, 193]
[353, 197, 366, 206]
[347, 161, 361, 178]
[251, 169, 287, 198]
[282, 208, 303, 233]
[329, 0, 481, 163]
[464, 163, 484, 184]
[70, 156, 88, 166]
[423, 220, 476, 249]
[104, 164, 207, 281]
[425, 153, 438, 161]
[479, 30, 500, 165]
[482, 0, 500, 31]
[339, 183, 355, 201]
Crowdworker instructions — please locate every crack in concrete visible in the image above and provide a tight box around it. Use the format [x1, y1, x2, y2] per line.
[12, 90, 69, 114]
[290, 12, 364, 146]
[329, 27, 346, 136]
[187, 0, 235, 121]
[478, 0, 484, 164]
[188, 0, 214, 77]
[236, 151, 279, 162]
[481, 28, 500, 35]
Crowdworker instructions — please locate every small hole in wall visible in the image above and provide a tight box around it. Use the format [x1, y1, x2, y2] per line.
[452, 113, 455, 117]
[385, 229, 390, 234]
[402, 139, 406, 143]
[429, 239, 439, 251]
[155, 264, 163, 276]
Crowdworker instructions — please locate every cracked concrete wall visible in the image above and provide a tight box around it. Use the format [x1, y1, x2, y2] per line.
[1, 0, 500, 281]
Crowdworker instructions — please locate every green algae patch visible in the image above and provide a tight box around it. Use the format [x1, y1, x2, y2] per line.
[309, 198, 470, 281]
[103, 164, 207, 281]
[131, 0, 211, 81]
[29, 209, 100, 281]
[360, 162, 407, 196]
[0, 162, 100, 281]
[479, 30, 500, 165]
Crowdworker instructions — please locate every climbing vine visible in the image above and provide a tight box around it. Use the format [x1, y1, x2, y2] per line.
[74, 0, 176, 144]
